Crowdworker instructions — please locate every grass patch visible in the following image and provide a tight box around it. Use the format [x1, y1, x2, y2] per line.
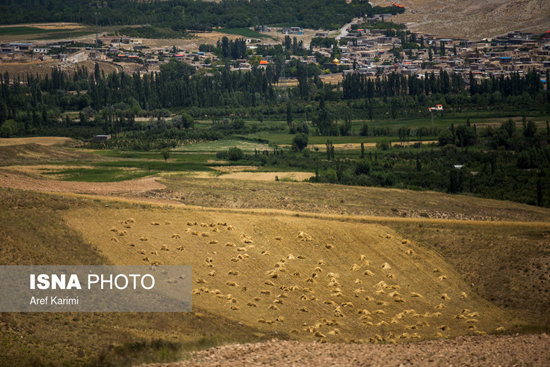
[268, 22, 301, 28]
[36, 31, 95, 40]
[174, 139, 271, 153]
[118, 26, 188, 39]
[93, 160, 217, 172]
[42, 167, 153, 182]
[0, 26, 76, 36]
[213, 27, 275, 39]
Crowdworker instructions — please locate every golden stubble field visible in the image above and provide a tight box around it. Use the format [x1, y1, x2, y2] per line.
[65, 205, 517, 344]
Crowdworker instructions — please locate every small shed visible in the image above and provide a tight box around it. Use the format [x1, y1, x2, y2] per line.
[93, 135, 111, 142]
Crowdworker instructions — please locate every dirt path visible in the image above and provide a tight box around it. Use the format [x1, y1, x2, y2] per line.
[143, 334, 550, 367]
[0, 170, 164, 195]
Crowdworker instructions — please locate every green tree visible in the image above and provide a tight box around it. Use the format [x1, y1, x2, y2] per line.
[523, 120, 537, 139]
[355, 159, 371, 175]
[376, 140, 390, 150]
[438, 129, 454, 146]
[296, 122, 309, 134]
[286, 101, 293, 130]
[326, 140, 334, 160]
[227, 147, 244, 160]
[182, 113, 194, 129]
[455, 125, 477, 149]
[0, 102, 7, 125]
[449, 169, 463, 194]
[292, 133, 308, 151]
[501, 119, 517, 137]
[161, 148, 170, 162]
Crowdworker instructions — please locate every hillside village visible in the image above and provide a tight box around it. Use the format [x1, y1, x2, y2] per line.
[1, 16, 549, 86]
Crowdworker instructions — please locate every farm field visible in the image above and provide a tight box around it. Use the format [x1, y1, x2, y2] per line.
[213, 28, 276, 40]
[0, 23, 94, 42]
[0, 135, 549, 366]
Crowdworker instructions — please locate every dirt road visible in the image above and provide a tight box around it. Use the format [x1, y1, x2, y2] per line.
[143, 333, 550, 367]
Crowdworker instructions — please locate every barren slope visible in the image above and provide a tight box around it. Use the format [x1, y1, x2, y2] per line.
[386, 0, 550, 39]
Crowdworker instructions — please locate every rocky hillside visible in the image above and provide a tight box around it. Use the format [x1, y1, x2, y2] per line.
[381, 0, 550, 39]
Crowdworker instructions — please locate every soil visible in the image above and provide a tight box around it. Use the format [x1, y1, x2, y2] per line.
[0, 170, 164, 194]
[0, 137, 75, 146]
[143, 334, 550, 367]
[217, 171, 314, 181]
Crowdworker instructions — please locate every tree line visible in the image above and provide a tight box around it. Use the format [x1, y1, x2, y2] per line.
[0, 0, 402, 31]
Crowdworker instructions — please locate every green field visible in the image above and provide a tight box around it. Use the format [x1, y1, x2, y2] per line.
[42, 167, 153, 182]
[0, 25, 96, 40]
[0, 26, 75, 36]
[36, 30, 95, 40]
[174, 139, 271, 152]
[213, 27, 275, 40]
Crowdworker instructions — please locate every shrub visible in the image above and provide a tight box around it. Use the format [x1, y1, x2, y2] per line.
[355, 159, 372, 176]
[376, 140, 390, 150]
[297, 122, 310, 135]
[438, 129, 454, 146]
[227, 147, 244, 160]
